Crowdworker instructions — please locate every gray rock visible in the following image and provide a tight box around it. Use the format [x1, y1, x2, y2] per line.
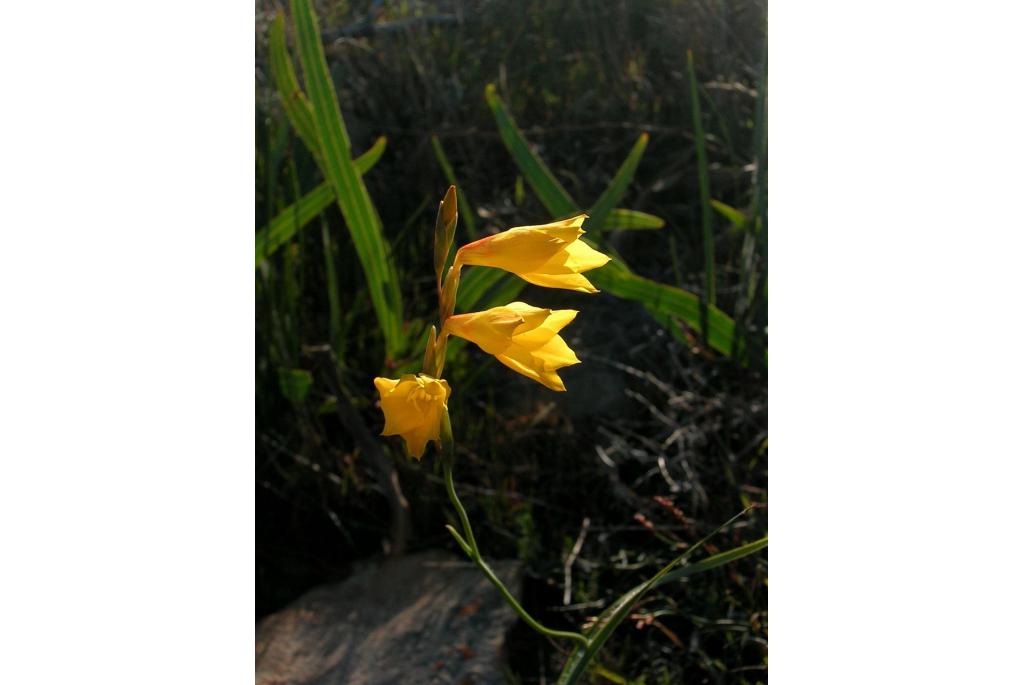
[256, 551, 523, 685]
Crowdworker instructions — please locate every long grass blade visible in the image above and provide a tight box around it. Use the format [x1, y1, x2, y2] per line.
[430, 135, 478, 239]
[320, 217, 343, 351]
[268, 14, 319, 157]
[733, 29, 768, 367]
[653, 536, 767, 589]
[254, 137, 387, 266]
[604, 208, 664, 231]
[485, 83, 579, 217]
[291, 0, 403, 359]
[589, 257, 757, 364]
[687, 49, 716, 341]
[556, 512, 765, 685]
[586, 133, 649, 235]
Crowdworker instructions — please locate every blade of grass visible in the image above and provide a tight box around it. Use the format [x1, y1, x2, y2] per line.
[485, 83, 579, 217]
[263, 114, 290, 224]
[291, 0, 403, 359]
[483, 85, 663, 232]
[430, 135, 478, 239]
[653, 536, 767, 588]
[320, 216, 342, 352]
[351, 135, 389, 174]
[556, 512, 764, 685]
[604, 208, 664, 230]
[254, 136, 388, 266]
[710, 199, 750, 233]
[586, 133, 649, 235]
[589, 256, 757, 364]
[268, 14, 319, 157]
[735, 29, 768, 367]
[687, 49, 715, 342]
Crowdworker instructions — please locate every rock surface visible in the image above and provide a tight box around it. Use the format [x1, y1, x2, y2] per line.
[256, 550, 523, 685]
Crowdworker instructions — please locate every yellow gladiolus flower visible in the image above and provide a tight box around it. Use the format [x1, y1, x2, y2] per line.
[453, 215, 611, 293]
[373, 374, 452, 459]
[443, 302, 581, 391]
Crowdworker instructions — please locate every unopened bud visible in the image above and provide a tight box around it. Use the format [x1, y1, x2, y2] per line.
[422, 325, 438, 376]
[433, 186, 459, 287]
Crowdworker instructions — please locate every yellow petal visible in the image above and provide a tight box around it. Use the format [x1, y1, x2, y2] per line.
[402, 424, 433, 460]
[510, 308, 577, 350]
[504, 301, 553, 334]
[518, 271, 600, 293]
[458, 230, 562, 272]
[559, 239, 611, 272]
[451, 214, 609, 294]
[373, 374, 451, 458]
[380, 388, 425, 435]
[444, 309, 523, 355]
[538, 308, 577, 334]
[374, 376, 400, 395]
[514, 214, 587, 242]
[531, 334, 581, 368]
[496, 344, 569, 392]
[446, 303, 582, 390]
[514, 214, 588, 231]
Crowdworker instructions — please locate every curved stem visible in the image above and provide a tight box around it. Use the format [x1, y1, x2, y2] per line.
[442, 450, 590, 649]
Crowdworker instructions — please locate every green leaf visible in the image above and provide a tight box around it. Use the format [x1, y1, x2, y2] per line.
[268, 14, 319, 157]
[290, 0, 403, 359]
[687, 49, 716, 317]
[589, 257, 755, 363]
[278, 368, 313, 404]
[430, 135, 478, 239]
[653, 536, 767, 589]
[710, 199, 750, 232]
[254, 137, 388, 266]
[485, 83, 579, 217]
[586, 133, 649, 234]
[604, 208, 664, 230]
[351, 135, 388, 174]
[256, 182, 332, 267]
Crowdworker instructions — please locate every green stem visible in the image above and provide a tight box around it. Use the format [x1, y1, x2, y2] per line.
[440, 416, 590, 648]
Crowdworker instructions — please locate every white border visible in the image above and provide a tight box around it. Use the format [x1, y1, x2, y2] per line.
[1, 2, 254, 682]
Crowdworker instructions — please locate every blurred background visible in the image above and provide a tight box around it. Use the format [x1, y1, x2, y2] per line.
[256, 0, 767, 681]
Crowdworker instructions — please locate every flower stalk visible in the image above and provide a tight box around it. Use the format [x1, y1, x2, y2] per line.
[439, 410, 590, 649]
